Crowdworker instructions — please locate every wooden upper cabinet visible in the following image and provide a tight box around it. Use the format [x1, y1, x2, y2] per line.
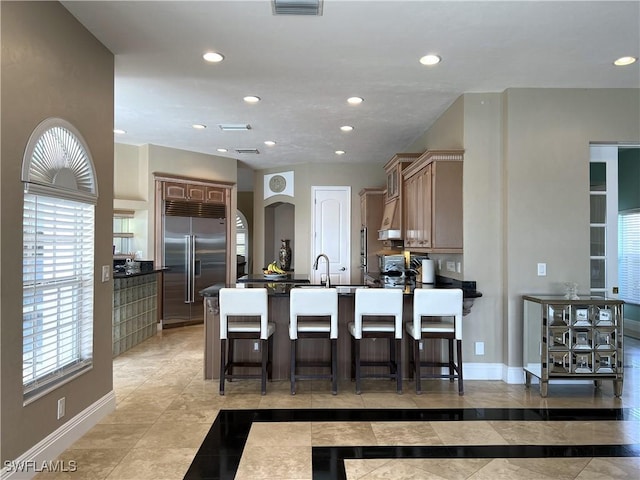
[383, 153, 421, 201]
[402, 150, 463, 253]
[163, 181, 225, 203]
[206, 186, 225, 203]
[163, 181, 189, 200]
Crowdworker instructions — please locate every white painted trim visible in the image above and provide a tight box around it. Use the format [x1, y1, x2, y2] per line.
[462, 362, 504, 380]
[1, 391, 116, 480]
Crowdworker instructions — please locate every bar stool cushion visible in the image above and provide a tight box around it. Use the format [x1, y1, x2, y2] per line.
[289, 288, 338, 339]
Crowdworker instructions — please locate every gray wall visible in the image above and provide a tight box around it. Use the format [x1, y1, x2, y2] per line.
[408, 88, 640, 371]
[1, 2, 114, 462]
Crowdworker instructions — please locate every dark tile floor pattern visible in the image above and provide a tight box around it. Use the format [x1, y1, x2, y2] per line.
[184, 407, 640, 480]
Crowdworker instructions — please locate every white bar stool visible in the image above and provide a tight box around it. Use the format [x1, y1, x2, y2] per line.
[219, 288, 275, 395]
[348, 288, 403, 394]
[289, 288, 339, 395]
[406, 288, 464, 395]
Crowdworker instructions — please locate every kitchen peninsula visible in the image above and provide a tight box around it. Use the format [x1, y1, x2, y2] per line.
[112, 263, 164, 357]
[200, 275, 481, 381]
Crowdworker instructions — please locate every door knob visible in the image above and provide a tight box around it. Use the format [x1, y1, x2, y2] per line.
[340, 267, 346, 271]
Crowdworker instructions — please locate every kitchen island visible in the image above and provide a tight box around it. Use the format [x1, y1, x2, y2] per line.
[200, 275, 481, 381]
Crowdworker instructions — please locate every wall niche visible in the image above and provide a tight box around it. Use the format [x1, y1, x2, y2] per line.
[264, 202, 294, 270]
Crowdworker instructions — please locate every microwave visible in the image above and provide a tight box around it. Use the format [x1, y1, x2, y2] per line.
[378, 254, 405, 273]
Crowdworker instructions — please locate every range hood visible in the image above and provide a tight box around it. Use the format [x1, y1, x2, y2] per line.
[378, 198, 402, 240]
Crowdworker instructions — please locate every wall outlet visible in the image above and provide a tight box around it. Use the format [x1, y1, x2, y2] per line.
[446, 261, 456, 272]
[57, 397, 65, 419]
[253, 341, 260, 352]
[101, 265, 110, 282]
[537, 263, 547, 276]
[475, 342, 485, 355]
[419, 341, 423, 351]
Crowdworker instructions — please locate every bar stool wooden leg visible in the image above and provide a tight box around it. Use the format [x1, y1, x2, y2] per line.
[395, 338, 402, 394]
[457, 339, 464, 395]
[354, 338, 361, 395]
[414, 339, 422, 395]
[219, 338, 226, 395]
[268, 334, 274, 381]
[227, 338, 235, 381]
[290, 339, 297, 395]
[331, 338, 338, 395]
[261, 338, 268, 395]
[448, 338, 455, 382]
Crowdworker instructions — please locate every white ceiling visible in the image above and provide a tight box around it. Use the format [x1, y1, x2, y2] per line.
[62, 0, 639, 173]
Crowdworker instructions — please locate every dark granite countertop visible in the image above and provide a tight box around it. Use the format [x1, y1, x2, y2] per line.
[200, 274, 482, 299]
[237, 274, 311, 284]
[113, 268, 166, 279]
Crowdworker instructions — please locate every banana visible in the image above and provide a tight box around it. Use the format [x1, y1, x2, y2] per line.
[264, 261, 285, 275]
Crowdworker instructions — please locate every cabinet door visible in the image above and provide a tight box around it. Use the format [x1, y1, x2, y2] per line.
[431, 161, 462, 249]
[206, 187, 225, 203]
[186, 184, 206, 202]
[164, 181, 188, 200]
[420, 164, 432, 248]
[403, 174, 416, 246]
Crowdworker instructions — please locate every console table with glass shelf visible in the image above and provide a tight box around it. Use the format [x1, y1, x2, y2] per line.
[523, 295, 624, 397]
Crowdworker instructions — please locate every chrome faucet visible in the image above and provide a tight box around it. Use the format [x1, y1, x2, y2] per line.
[313, 254, 331, 287]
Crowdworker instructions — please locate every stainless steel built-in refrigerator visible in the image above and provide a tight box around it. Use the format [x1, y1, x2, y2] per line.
[162, 202, 226, 327]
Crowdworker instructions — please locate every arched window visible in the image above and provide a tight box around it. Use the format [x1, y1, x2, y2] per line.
[236, 211, 249, 275]
[21, 118, 98, 402]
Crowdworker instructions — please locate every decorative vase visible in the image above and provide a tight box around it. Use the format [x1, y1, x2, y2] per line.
[279, 239, 292, 271]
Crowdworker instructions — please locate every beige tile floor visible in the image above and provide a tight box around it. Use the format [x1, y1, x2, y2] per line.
[35, 324, 640, 480]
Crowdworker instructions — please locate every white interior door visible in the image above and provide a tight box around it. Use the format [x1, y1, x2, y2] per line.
[312, 186, 351, 285]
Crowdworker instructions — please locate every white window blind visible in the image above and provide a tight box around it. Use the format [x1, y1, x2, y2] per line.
[619, 210, 640, 305]
[23, 193, 95, 399]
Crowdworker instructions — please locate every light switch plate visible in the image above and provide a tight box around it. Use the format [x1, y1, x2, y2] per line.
[101, 265, 110, 282]
[537, 263, 546, 276]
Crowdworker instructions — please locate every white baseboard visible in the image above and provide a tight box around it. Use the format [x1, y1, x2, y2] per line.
[1, 390, 116, 480]
[462, 362, 504, 381]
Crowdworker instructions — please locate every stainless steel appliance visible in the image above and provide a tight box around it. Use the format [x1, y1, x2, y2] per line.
[162, 201, 226, 328]
[378, 254, 405, 273]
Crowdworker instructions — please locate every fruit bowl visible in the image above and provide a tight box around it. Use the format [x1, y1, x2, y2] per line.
[263, 273, 287, 279]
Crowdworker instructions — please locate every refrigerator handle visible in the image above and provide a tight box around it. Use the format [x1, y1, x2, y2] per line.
[190, 235, 197, 303]
[185, 235, 193, 303]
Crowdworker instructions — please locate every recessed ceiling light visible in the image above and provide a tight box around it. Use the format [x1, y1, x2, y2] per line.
[613, 56, 637, 66]
[218, 124, 252, 131]
[264, 140, 276, 146]
[347, 96, 364, 105]
[203, 51, 224, 63]
[244, 95, 261, 103]
[419, 54, 441, 66]
[217, 148, 228, 153]
[340, 125, 354, 132]
[113, 129, 126, 134]
[335, 150, 346, 155]
[192, 124, 207, 130]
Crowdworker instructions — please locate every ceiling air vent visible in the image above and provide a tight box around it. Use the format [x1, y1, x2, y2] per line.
[218, 124, 252, 131]
[235, 148, 260, 154]
[272, 0, 323, 16]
